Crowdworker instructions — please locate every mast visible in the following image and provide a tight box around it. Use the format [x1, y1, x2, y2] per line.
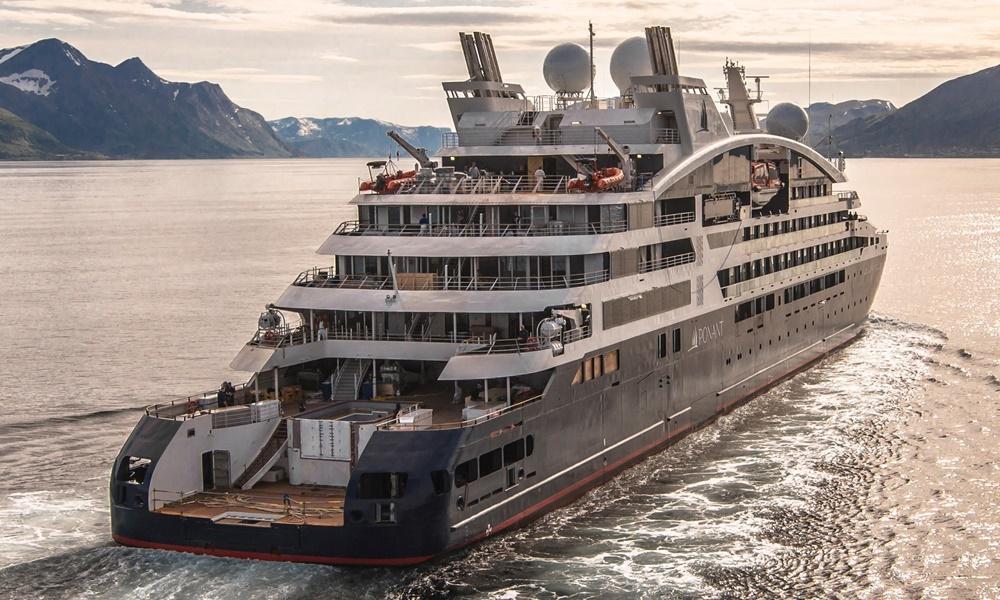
[588, 21, 595, 107]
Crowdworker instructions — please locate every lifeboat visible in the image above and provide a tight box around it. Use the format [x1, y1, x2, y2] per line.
[750, 160, 783, 206]
[359, 168, 417, 194]
[568, 167, 625, 193]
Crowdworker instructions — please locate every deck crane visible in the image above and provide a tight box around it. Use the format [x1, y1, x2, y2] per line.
[593, 127, 634, 190]
[386, 130, 436, 170]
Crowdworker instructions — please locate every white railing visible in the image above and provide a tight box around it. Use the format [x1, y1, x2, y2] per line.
[652, 211, 696, 227]
[334, 219, 628, 237]
[455, 325, 591, 356]
[294, 267, 611, 292]
[440, 127, 680, 148]
[378, 393, 544, 431]
[637, 251, 697, 274]
[210, 400, 281, 429]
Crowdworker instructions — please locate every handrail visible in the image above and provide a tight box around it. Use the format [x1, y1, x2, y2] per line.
[637, 251, 696, 274]
[835, 190, 859, 200]
[249, 323, 492, 350]
[378, 393, 544, 431]
[456, 324, 591, 356]
[334, 219, 629, 237]
[441, 127, 680, 148]
[652, 211, 696, 227]
[145, 382, 256, 421]
[294, 268, 611, 292]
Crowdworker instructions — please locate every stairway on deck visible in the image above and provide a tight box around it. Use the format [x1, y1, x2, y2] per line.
[331, 359, 368, 402]
[233, 420, 288, 490]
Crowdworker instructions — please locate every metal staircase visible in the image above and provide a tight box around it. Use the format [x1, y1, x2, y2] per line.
[233, 419, 287, 490]
[331, 359, 371, 402]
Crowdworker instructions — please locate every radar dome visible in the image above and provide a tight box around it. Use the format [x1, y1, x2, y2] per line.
[543, 43, 592, 94]
[609, 37, 652, 93]
[765, 102, 810, 141]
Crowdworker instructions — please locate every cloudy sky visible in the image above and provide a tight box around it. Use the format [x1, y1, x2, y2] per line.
[1, 0, 997, 126]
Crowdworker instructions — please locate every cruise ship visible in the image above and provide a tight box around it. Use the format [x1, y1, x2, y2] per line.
[110, 27, 888, 565]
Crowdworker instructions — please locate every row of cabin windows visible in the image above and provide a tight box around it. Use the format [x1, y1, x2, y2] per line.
[742, 210, 848, 241]
[735, 293, 777, 323]
[571, 349, 620, 384]
[791, 183, 830, 200]
[454, 435, 534, 488]
[656, 328, 682, 358]
[784, 269, 846, 304]
[717, 236, 867, 292]
[724, 270, 852, 367]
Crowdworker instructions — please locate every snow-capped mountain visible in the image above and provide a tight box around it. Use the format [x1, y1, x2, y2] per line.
[269, 116, 449, 158]
[0, 38, 291, 159]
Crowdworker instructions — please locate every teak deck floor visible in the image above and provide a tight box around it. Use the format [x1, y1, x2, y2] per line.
[156, 481, 346, 527]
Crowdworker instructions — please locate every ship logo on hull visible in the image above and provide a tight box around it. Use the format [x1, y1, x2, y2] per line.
[691, 320, 725, 350]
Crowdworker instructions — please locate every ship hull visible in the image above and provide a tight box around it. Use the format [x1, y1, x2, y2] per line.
[112, 253, 885, 565]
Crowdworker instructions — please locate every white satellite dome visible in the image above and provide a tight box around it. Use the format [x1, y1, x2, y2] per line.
[765, 102, 810, 141]
[543, 43, 592, 94]
[609, 36, 652, 93]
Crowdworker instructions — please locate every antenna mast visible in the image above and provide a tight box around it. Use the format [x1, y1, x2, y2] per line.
[588, 21, 595, 106]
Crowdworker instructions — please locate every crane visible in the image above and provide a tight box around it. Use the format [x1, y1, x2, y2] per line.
[386, 130, 435, 169]
[593, 127, 634, 190]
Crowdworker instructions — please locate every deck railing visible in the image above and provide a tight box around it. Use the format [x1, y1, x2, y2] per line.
[440, 127, 680, 148]
[456, 324, 591, 356]
[334, 219, 628, 237]
[145, 382, 253, 421]
[378, 393, 544, 431]
[835, 190, 859, 201]
[293, 268, 610, 292]
[249, 323, 490, 349]
[637, 251, 697, 274]
[652, 211, 696, 227]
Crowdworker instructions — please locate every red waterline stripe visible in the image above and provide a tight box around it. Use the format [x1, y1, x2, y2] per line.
[112, 533, 433, 566]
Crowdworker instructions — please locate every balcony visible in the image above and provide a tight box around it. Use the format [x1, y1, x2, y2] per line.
[334, 219, 628, 238]
[293, 268, 610, 292]
[440, 127, 680, 148]
[638, 251, 696, 274]
[247, 323, 490, 350]
[456, 324, 591, 356]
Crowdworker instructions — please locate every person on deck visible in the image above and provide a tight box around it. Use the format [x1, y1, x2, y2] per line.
[468, 162, 481, 179]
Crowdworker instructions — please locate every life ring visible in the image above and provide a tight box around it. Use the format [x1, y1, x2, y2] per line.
[186, 398, 198, 414]
[263, 330, 277, 343]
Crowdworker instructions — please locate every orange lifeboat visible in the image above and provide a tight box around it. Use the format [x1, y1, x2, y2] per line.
[359, 168, 417, 194]
[568, 167, 625, 193]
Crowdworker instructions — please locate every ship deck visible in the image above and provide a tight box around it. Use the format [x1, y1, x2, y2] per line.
[155, 481, 346, 527]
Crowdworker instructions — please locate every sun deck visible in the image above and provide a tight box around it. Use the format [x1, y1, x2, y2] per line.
[154, 481, 346, 527]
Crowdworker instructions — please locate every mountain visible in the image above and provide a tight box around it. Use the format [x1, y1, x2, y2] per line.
[804, 99, 896, 148]
[0, 39, 291, 159]
[831, 65, 1000, 157]
[0, 107, 95, 159]
[270, 116, 449, 158]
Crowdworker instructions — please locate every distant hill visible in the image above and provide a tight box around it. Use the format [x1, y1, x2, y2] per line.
[804, 99, 896, 148]
[0, 107, 94, 159]
[832, 65, 1000, 157]
[270, 116, 449, 158]
[0, 39, 291, 159]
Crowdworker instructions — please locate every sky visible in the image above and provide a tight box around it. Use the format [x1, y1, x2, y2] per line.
[1, 0, 998, 127]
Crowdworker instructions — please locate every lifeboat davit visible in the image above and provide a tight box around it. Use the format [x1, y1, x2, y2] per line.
[359, 169, 417, 194]
[750, 161, 783, 206]
[568, 167, 625, 193]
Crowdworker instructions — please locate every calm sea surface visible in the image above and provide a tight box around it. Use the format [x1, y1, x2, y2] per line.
[0, 158, 998, 599]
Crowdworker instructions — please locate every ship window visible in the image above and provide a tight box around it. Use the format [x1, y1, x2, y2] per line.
[672, 328, 681, 353]
[603, 350, 619, 373]
[454, 459, 478, 487]
[657, 332, 667, 359]
[592, 356, 603, 378]
[572, 365, 583, 385]
[430, 470, 451, 495]
[359, 472, 407, 499]
[373, 502, 396, 524]
[504, 439, 525, 465]
[480, 448, 503, 477]
[583, 358, 594, 381]
[526, 435, 535, 457]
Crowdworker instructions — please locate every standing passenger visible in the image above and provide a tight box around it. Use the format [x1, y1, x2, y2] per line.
[468, 162, 481, 179]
